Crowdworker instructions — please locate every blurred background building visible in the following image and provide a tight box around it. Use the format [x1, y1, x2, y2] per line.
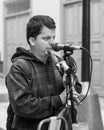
[0, 0, 104, 98]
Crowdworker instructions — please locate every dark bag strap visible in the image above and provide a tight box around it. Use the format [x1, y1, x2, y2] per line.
[24, 60, 36, 88]
[26, 60, 36, 77]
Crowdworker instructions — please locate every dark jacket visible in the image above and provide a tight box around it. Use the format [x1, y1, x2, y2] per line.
[6, 47, 64, 130]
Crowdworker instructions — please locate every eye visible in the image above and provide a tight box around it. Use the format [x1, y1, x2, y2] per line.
[43, 37, 50, 41]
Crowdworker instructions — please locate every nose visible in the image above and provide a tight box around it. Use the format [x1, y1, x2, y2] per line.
[49, 38, 55, 45]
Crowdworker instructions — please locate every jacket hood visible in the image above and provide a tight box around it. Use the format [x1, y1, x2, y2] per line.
[11, 47, 40, 62]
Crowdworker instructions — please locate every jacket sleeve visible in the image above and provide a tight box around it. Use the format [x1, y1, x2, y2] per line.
[6, 59, 63, 119]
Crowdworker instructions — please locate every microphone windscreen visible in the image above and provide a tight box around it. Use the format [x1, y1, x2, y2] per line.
[51, 43, 60, 51]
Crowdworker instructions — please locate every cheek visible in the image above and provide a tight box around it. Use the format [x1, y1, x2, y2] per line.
[38, 42, 47, 52]
[36, 38, 49, 50]
[40, 40, 48, 48]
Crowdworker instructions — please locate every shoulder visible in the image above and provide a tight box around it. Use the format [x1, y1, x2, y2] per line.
[11, 59, 32, 74]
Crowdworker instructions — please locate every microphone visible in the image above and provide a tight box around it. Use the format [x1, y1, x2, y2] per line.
[51, 43, 81, 51]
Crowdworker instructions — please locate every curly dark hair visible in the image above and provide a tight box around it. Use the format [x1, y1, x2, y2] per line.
[26, 15, 56, 44]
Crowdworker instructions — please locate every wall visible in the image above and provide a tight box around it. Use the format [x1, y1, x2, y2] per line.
[0, 0, 5, 61]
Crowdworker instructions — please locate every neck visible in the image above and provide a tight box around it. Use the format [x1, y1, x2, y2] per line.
[30, 47, 49, 64]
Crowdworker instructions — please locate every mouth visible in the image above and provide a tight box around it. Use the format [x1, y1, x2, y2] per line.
[46, 45, 52, 50]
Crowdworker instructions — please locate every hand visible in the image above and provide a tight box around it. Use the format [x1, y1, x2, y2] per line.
[68, 87, 80, 105]
[59, 89, 66, 104]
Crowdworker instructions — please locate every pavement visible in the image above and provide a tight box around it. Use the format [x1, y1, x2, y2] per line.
[0, 77, 104, 130]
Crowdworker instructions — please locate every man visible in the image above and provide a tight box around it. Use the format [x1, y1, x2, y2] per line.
[6, 15, 81, 130]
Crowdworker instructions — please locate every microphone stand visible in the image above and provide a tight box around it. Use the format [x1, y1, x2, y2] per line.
[63, 50, 77, 124]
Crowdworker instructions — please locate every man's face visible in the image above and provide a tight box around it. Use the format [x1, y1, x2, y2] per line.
[32, 26, 55, 60]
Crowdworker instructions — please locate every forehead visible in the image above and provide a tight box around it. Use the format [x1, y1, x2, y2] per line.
[40, 26, 55, 36]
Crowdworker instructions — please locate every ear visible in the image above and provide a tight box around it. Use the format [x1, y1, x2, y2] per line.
[29, 37, 35, 46]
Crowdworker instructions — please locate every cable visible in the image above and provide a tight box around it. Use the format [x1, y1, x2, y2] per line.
[78, 47, 93, 104]
[66, 47, 93, 105]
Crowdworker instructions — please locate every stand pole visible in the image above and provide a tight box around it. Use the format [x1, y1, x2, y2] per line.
[64, 51, 77, 124]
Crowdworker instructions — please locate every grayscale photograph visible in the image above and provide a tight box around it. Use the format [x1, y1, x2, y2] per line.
[0, 0, 104, 130]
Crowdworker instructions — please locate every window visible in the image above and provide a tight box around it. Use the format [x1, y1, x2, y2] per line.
[5, 0, 30, 16]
